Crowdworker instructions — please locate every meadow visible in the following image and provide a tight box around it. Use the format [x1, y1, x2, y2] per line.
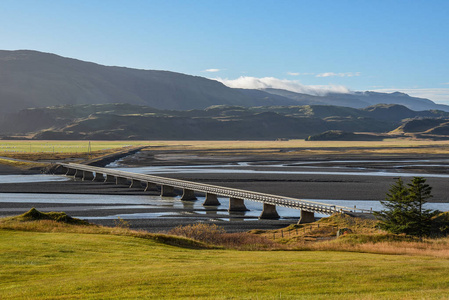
[2, 224, 449, 299]
[2, 138, 449, 159]
[0, 140, 149, 154]
[2, 211, 449, 299]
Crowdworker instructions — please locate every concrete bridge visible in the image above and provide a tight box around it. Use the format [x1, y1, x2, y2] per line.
[53, 162, 372, 223]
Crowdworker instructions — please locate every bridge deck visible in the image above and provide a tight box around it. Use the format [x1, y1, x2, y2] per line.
[59, 163, 372, 216]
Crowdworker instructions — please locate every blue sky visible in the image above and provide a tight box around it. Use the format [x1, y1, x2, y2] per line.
[1, 0, 448, 103]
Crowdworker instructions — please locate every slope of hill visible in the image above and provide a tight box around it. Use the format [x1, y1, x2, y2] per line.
[0, 50, 298, 115]
[1, 50, 448, 117]
[2, 103, 448, 140]
[263, 89, 449, 112]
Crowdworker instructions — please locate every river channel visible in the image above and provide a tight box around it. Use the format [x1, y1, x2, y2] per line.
[0, 158, 448, 232]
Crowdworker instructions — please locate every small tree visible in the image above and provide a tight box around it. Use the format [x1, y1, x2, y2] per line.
[375, 177, 437, 237]
[407, 177, 434, 237]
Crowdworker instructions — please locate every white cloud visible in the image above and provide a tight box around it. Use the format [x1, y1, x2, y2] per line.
[203, 68, 221, 73]
[287, 72, 315, 76]
[213, 76, 350, 96]
[316, 72, 361, 78]
[373, 88, 449, 105]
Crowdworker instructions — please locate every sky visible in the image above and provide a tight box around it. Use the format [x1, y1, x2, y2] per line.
[1, 0, 448, 103]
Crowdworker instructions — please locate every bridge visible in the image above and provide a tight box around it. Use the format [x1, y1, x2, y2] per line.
[53, 162, 372, 223]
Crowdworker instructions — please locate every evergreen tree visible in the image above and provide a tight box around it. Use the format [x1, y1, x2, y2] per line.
[406, 177, 434, 237]
[375, 177, 437, 236]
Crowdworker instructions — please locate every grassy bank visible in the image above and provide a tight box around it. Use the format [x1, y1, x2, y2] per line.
[2, 211, 449, 299]
[2, 139, 449, 159]
[0, 157, 48, 169]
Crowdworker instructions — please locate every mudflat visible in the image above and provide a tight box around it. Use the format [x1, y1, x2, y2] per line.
[1, 145, 448, 232]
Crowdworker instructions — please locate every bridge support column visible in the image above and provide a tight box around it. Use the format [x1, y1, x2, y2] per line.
[53, 166, 68, 174]
[104, 174, 115, 183]
[259, 203, 280, 219]
[181, 189, 197, 201]
[82, 171, 94, 181]
[145, 182, 158, 192]
[161, 185, 177, 197]
[66, 168, 76, 176]
[229, 197, 248, 212]
[203, 193, 220, 206]
[116, 177, 128, 185]
[298, 210, 315, 224]
[74, 169, 83, 179]
[129, 179, 141, 189]
[92, 172, 104, 182]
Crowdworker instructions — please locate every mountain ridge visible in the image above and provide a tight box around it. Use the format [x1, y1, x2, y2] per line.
[1, 50, 448, 115]
[2, 103, 448, 140]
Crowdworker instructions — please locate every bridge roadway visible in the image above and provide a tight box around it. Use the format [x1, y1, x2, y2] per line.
[54, 163, 372, 223]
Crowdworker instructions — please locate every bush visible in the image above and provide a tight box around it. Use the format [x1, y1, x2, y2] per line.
[169, 223, 225, 244]
[168, 223, 278, 250]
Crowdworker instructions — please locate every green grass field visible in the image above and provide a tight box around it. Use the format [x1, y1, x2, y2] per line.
[0, 140, 149, 154]
[2, 227, 449, 299]
[2, 138, 449, 152]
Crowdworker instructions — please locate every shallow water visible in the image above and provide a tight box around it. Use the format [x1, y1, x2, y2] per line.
[0, 174, 69, 184]
[107, 159, 449, 178]
[1, 193, 448, 221]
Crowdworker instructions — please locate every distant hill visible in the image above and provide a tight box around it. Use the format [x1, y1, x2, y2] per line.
[262, 89, 449, 112]
[1, 50, 448, 116]
[392, 118, 449, 135]
[306, 130, 384, 141]
[0, 50, 297, 115]
[2, 103, 448, 140]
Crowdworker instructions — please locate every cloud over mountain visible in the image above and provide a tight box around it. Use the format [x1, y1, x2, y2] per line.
[213, 76, 351, 96]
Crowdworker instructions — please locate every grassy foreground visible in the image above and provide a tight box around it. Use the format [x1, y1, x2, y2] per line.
[2, 212, 449, 299]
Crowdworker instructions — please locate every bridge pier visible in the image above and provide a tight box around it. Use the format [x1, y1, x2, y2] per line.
[181, 189, 197, 201]
[228, 197, 248, 212]
[82, 171, 95, 181]
[92, 172, 104, 182]
[129, 179, 141, 189]
[66, 168, 76, 176]
[145, 182, 158, 192]
[203, 193, 220, 206]
[298, 210, 315, 224]
[161, 185, 177, 197]
[74, 169, 83, 179]
[104, 174, 115, 183]
[53, 165, 68, 174]
[116, 177, 129, 185]
[259, 203, 280, 219]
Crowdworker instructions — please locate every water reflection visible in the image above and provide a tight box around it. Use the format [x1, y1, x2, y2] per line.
[0, 174, 69, 184]
[1, 194, 448, 221]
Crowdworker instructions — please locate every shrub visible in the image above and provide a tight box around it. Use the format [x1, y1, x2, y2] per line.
[168, 223, 279, 250]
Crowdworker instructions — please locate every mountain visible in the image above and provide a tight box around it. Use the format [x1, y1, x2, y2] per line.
[0, 50, 298, 115]
[2, 103, 448, 140]
[1, 50, 448, 117]
[262, 89, 449, 112]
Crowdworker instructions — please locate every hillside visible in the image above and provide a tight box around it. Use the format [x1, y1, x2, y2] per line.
[263, 89, 449, 112]
[0, 50, 298, 115]
[1, 50, 448, 117]
[2, 103, 448, 140]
